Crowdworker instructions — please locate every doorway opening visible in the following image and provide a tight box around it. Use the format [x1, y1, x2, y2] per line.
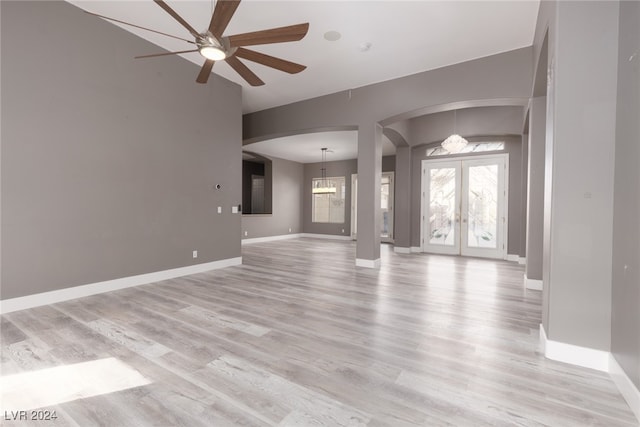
[421, 154, 508, 259]
[351, 171, 395, 243]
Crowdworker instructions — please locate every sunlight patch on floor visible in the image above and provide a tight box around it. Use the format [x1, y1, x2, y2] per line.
[0, 357, 151, 410]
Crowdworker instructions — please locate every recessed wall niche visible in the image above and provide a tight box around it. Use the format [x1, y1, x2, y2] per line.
[242, 152, 273, 214]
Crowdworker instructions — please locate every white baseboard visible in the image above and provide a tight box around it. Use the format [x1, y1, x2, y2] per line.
[506, 254, 520, 262]
[394, 247, 412, 254]
[540, 325, 640, 423]
[0, 257, 242, 315]
[539, 324, 609, 372]
[524, 274, 543, 290]
[301, 233, 352, 241]
[355, 258, 381, 268]
[410, 246, 422, 253]
[242, 234, 302, 245]
[539, 324, 548, 353]
[610, 354, 640, 422]
[518, 257, 526, 265]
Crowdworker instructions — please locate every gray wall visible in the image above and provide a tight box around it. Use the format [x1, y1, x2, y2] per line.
[410, 136, 524, 253]
[394, 147, 412, 249]
[243, 48, 532, 142]
[519, 134, 528, 259]
[537, 0, 556, 337]
[408, 106, 525, 145]
[303, 159, 357, 236]
[241, 156, 303, 240]
[1, 1, 242, 300]
[611, 0, 640, 390]
[526, 97, 546, 281]
[382, 155, 396, 173]
[543, 1, 619, 351]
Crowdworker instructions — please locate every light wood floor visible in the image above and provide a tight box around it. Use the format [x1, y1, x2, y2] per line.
[1, 238, 637, 426]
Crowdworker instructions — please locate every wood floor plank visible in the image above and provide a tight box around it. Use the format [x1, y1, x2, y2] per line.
[1, 317, 27, 345]
[206, 354, 372, 426]
[0, 238, 637, 426]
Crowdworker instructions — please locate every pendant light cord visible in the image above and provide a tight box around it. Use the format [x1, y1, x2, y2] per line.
[454, 110, 457, 134]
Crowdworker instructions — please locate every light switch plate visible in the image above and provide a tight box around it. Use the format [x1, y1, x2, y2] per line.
[232, 206, 238, 213]
[217, 206, 222, 214]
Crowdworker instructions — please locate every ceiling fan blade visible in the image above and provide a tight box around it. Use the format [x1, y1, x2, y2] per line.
[225, 56, 264, 86]
[228, 23, 309, 47]
[135, 49, 199, 59]
[196, 60, 216, 84]
[84, 11, 195, 44]
[234, 48, 306, 74]
[153, 0, 200, 38]
[209, 0, 241, 39]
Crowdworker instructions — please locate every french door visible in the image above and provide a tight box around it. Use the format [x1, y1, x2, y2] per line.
[351, 172, 394, 242]
[421, 155, 508, 259]
[380, 173, 394, 242]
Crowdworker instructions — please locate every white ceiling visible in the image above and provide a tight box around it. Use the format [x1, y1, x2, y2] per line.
[68, 1, 540, 114]
[244, 130, 396, 163]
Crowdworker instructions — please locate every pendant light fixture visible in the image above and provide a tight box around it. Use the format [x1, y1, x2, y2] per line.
[441, 110, 469, 154]
[312, 148, 337, 194]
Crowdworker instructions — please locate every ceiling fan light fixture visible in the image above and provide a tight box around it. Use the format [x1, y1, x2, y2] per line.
[200, 45, 226, 61]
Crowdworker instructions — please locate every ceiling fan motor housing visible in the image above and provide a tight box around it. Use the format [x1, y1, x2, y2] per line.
[197, 32, 236, 60]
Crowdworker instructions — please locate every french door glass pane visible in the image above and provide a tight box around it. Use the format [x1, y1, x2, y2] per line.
[467, 165, 498, 248]
[381, 180, 389, 209]
[381, 211, 389, 237]
[381, 180, 390, 237]
[429, 168, 456, 246]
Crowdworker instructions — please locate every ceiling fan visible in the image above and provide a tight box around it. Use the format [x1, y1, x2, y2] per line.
[86, 0, 309, 86]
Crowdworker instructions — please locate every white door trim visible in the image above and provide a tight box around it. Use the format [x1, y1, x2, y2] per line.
[382, 171, 395, 243]
[351, 173, 357, 240]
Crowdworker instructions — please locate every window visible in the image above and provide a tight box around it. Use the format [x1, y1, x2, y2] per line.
[426, 141, 505, 157]
[312, 176, 345, 223]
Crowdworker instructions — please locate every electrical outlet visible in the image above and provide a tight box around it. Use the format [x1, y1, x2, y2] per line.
[289, 228, 292, 233]
[232, 206, 238, 213]
[192, 250, 198, 259]
[244, 231, 248, 236]
[342, 229, 345, 233]
[217, 206, 222, 214]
